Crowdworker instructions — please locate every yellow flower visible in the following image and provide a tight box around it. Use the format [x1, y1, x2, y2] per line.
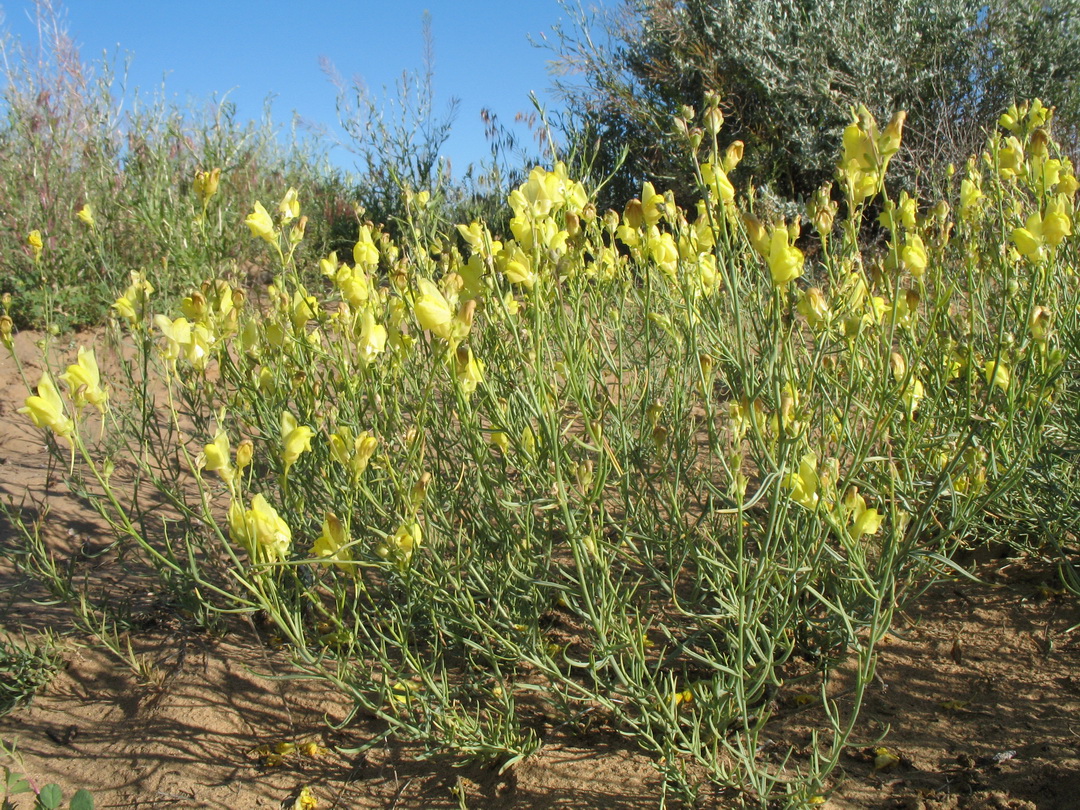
[898, 192, 918, 230]
[357, 307, 387, 364]
[113, 272, 155, 327]
[839, 108, 905, 204]
[27, 230, 43, 261]
[202, 430, 233, 485]
[154, 315, 212, 369]
[489, 430, 510, 454]
[60, 346, 108, 413]
[457, 221, 487, 254]
[807, 183, 837, 236]
[508, 166, 564, 218]
[290, 289, 318, 331]
[797, 287, 830, 328]
[984, 359, 1010, 390]
[902, 377, 924, 419]
[313, 513, 353, 571]
[873, 747, 900, 771]
[640, 181, 666, 226]
[280, 411, 314, 476]
[494, 242, 536, 289]
[960, 175, 983, 221]
[19, 373, 74, 440]
[1013, 197, 1070, 261]
[723, 140, 744, 173]
[767, 226, 803, 287]
[454, 345, 484, 397]
[289, 786, 318, 810]
[193, 168, 221, 204]
[245, 201, 276, 243]
[699, 163, 734, 204]
[353, 225, 380, 269]
[1042, 194, 1072, 246]
[1029, 306, 1052, 342]
[229, 494, 292, 562]
[328, 427, 378, 479]
[784, 453, 819, 510]
[843, 487, 884, 539]
[997, 136, 1024, 179]
[901, 234, 928, 278]
[278, 187, 300, 222]
[376, 522, 422, 565]
[76, 204, 95, 228]
[236, 438, 254, 470]
[650, 231, 680, 278]
[413, 277, 454, 336]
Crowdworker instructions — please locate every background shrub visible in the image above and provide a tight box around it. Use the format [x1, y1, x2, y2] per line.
[550, 0, 1080, 207]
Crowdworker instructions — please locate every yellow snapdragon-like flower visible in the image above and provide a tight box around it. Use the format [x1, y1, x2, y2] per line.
[154, 314, 192, 363]
[902, 377, 925, 419]
[499, 244, 537, 289]
[357, 307, 387, 364]
[807, 183, 837, 236]
[329, 426, 378, 479]
[640, 181, 666, 227]
[229, 493, 291, 562]
[202, 430, 234, 486]
[27, 229, 43, 261]
[960, 172, 983, 222]
[60, 346, 107, 413]
[984, 359, 1010, 391]
[1012, 197, 1071, 260]
[354, 225, 380, 270]
[839, 107, 905, 204]
[280, 411, 314, 476]
[842, 488, 884, 540]
[1029, 306, 1052, 342]
[278, 187, 300, 222]
[245, 201, 276, 243]
[414, 277, 454, 337]
[901, 234, 928, 278]
[313, 513, 353, 571]
[457, 221, 490, 256]
[784, 453, 820, 510]
[154, 315, 212, 370]
[797, 288, 831, 329]
[509, 166, 562, 218]
[19, 372, 74, 441]
[766, 225, 803, 287]
[377, 522, 422, 565]
[454, 345, 484, 397]
[76, 203, 95, 229]
[193, 167, 221, 204]
[113, 272, 155, 326]
[996, 135, 1024, 179]
[650, 230, 680, 279]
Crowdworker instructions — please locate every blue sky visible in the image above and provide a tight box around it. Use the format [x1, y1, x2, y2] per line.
[0, 0, 595, 174]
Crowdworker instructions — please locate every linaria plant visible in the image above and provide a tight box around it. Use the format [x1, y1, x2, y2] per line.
[7, 97, 1078, 807]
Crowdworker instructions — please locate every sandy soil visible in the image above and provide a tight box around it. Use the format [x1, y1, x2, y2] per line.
[2, 330, 1079, 809]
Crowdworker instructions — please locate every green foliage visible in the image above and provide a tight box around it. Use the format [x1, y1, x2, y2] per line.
[2, 740, 95, 810]
[0, 3, 352, 330]
[7, 100, 1078, 805]
[0, 634, 59, 717]
[324, 11, 459, 231]
[551, 0, 1080, 206]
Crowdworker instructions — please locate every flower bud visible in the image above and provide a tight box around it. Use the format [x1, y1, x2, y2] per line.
[236, 439, 254, 470]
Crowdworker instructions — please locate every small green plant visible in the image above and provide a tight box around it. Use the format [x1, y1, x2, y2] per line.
[1, 740, 94, 810]
[0, 634, 60, 718]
